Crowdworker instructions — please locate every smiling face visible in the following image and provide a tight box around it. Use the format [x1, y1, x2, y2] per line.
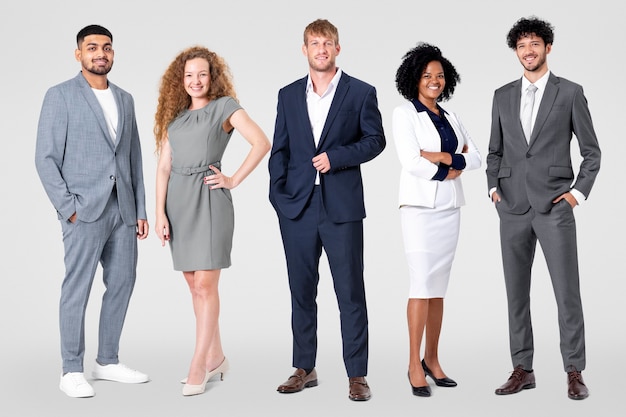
[183, 57, 211, 107]
[515, 34, 551, 74]
[302, 33, 340, 73]
[75, 34, 114, 76]
[417, 60, 445, 103]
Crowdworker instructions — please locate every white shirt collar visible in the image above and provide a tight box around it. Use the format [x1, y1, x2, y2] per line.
[522, 70, 550, 92]
[306, 68, 343, 95]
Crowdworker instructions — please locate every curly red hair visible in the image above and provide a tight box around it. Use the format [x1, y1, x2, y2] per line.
[154, 46, 238, 154]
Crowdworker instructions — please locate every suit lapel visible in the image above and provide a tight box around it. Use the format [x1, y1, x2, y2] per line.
[110, 83, 124, 149]
[76, 73, 115, 150]
[528, 73, 558, 147]
[317, 72, 349, 150]
[294, 78, 316, 147]
[508, 78, 526, 145]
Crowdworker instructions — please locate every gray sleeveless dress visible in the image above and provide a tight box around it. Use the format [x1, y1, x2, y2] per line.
[166, 96, 242, 271]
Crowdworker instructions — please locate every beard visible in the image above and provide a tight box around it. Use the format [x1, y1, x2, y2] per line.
[83, 60, 113, 76]
[308, 56, 335, 73]
[521, 55, 546, 72]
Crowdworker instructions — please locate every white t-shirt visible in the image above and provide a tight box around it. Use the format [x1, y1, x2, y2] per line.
[92, 87, 118, 143]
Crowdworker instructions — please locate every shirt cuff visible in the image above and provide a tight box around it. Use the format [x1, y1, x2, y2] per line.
[432, 165, 448, 181]
[450, 153, 466, 170]
[570, 188, 586, 206]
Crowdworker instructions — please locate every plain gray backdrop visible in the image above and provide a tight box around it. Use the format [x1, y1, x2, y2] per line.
[1, 0, 622, 416]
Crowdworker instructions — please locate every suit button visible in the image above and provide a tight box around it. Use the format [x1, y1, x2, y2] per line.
[109, 175, 116, 181]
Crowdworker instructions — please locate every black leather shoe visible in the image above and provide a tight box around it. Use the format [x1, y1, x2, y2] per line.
[422, 359, 457, 387]
[408, 371, 431, 397]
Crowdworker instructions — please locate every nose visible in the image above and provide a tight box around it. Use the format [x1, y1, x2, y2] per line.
[94, 47, 108, 57]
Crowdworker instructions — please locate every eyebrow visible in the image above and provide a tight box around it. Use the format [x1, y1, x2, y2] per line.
[85, 42, 112, 47]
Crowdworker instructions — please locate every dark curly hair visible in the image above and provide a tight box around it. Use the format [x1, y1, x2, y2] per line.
[506, 16, 554, 50]
[395, 42, 460, 102]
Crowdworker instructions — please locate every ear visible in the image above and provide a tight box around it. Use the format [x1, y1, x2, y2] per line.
[74, 48, 81, 62]
[301, 44, 307, 56]
[546, 43, 552, 55]
[335, 43, 341, 56]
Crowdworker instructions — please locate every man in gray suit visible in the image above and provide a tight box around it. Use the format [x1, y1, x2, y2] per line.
[35, 24, 150, 398]
[486, 16, 600, 400]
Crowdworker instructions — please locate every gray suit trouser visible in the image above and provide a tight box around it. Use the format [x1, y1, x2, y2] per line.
[59, 190, 137, 373]
[498, 199, 586, 372]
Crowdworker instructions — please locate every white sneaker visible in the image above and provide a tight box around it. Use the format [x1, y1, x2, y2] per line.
[60, 372, 95, 398]
[92, 362, 150, 383]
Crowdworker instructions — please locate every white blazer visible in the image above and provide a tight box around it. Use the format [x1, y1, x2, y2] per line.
[392, 100, 481, 208]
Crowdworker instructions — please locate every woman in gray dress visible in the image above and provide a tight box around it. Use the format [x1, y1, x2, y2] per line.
[154, 46, 270, 396]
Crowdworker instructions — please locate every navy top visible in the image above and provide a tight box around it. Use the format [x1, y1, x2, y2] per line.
[412, 99, 466, 181]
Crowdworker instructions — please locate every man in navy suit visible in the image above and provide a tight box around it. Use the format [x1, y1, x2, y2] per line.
[269, 18, 385, 401]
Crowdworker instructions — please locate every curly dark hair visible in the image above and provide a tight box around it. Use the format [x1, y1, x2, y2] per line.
[395, 42, 460, 102]
[506, 16, 554, 50]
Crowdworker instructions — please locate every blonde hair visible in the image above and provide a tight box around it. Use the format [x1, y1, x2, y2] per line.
[153, 46, 237, 154]
[303, 19, 339, 45]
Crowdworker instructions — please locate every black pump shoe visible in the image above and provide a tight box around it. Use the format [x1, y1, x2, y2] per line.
[422, 359, 457, 387]
[407, 371, 431, 397]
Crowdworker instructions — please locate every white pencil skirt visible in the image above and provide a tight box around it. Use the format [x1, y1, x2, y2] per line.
[399, 185, 461, 299]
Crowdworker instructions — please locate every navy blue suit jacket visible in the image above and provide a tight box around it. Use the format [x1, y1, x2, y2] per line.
[269, 72, 385, 223]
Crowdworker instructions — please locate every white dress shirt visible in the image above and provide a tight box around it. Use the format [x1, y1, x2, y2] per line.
[490, 71, 585, 205]
[306, 68, 342, 184]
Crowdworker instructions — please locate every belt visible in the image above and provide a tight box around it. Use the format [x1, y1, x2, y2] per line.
[171, 161, 221, 175]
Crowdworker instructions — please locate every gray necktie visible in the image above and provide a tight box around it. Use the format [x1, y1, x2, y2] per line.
[521, 84, 538, 141]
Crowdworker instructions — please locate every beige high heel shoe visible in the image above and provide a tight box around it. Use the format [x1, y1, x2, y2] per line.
[182, 369, 210, 396]
[206, 357, 229, 381]
[181, 357, 229, 393]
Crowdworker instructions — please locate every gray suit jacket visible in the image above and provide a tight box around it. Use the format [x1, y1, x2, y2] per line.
[486, 72, 601, 214]
[35, 72, 146, 225]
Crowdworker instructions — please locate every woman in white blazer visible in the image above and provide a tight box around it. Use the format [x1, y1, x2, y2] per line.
[392, 43, 481, 397]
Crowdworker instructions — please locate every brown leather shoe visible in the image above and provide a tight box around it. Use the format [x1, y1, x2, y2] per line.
[277, 368, 318, 393]
[567, 370, 589, 400]
[348, 376, 371, 401]
[495, 365, 536, 395]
